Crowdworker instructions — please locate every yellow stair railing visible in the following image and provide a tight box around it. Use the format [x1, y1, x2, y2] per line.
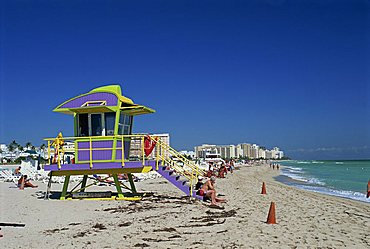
[153, 136, 206, 196]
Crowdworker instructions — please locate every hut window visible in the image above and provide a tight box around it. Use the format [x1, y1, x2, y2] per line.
[118, 113, 132, 135]
[77, 113, 115, 137]
[104, 112, 115, 136]
[91, 114, 102, 136]
[78, 114, 89, 137]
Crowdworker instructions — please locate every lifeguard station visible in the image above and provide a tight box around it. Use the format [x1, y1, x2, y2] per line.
[44, 85, 205, 200]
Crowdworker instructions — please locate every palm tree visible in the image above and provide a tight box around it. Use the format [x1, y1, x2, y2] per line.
[40, 144, 46, 157]
[25, 142, 32, 150]
[8, 140, 18, 152]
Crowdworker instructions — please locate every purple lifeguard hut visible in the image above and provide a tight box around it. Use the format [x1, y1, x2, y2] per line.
[44, 85, 205, 200]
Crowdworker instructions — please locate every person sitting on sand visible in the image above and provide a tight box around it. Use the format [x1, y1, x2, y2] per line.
[14, 166, 22, 176]
[118, 173, 128, 180]
[195, 177, 203, 190]
[199, 176, 226, 206]
[18, 175, 38, 188]
[218, 164, 227, 178]
[208, 162, 213, 171]
[93, 174, 114, 184]
[207, 162, 214, 177]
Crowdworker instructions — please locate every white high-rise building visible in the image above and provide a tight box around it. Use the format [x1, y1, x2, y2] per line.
[220, 146, 227, 158]
[251, 144, 259, 159]
[228, 145, 236, 158]
[236, 144, 243, 158]
[271, 147, 283, 159]
[258, 148, 266, 159]
[265, 150, 272, 159]
[194, 144, 218, 159]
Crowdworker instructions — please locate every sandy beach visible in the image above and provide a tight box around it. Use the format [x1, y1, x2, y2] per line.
[1, 164, 369, 248]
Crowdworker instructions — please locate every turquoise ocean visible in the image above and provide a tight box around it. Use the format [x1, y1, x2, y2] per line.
[276, 160, 370, 203]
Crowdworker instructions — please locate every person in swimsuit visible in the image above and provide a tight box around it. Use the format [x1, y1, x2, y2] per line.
[14, 166, 22, 176]
[195, 176, 203, 190]
[18, 175, 38, 188]
[218, 163, 227, 178]
[199, 176, 226, 206]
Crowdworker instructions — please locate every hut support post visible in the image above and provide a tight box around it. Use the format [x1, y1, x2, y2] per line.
[112, 174, 124, 198]
[60, 175, 70, 200]
[44, 172, 53, 200]
[127, 173, 137, 193]
[80, 175, 88, 192]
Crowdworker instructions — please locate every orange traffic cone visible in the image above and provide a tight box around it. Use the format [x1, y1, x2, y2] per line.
[19, 176, 25, 190]
[367, 181, 370, 198]
[266, 202, 277, 224]
[261, 182, 267, 195]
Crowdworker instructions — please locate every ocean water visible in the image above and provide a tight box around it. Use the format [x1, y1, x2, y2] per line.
[276, 160, 370, 203]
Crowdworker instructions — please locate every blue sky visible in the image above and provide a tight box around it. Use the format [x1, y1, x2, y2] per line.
[0, 0, 369, 160]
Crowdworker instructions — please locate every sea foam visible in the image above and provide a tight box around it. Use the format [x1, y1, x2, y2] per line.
[297, 185, 370, 203]
[281, 166, 326, 186]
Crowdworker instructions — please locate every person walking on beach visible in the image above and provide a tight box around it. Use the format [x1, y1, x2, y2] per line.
[230, 160, 234, 173]
[199, 176, 226, 206]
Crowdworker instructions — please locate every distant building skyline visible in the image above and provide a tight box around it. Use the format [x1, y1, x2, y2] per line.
[195, 143, 284, 160]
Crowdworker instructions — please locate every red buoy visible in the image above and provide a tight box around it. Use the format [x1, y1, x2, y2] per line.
[144, 135, 157, 156]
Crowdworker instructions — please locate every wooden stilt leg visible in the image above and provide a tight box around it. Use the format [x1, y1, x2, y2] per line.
[60, 175, 70, 200]
[127, 173, 137, 193]
[112, 174, 124, 198]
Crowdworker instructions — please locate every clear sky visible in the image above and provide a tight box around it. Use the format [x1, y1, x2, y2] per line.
[0, 0, 369, 160]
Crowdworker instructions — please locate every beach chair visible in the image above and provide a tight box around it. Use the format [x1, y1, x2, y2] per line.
[19, 161, 52, 183]
[0, 170, 19, 183]
[19, 165, 38, 181]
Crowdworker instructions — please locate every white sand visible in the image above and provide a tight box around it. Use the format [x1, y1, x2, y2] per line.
[0, 165, 369, 248]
